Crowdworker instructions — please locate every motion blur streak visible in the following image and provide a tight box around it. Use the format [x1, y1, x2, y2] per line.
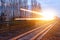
[20, 8, 56, 20]
[20, 8, 42, 15]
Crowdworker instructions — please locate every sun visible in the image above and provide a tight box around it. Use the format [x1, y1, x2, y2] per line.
[40, 9, 56, 20]
[20, 8, 56, 20]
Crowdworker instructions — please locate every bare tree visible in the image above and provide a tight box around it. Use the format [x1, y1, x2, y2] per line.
[31, 0, 41, 18]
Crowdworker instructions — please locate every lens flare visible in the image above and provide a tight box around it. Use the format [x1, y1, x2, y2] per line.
[40, 9, 56, 20]
[20, 8, 56, 20]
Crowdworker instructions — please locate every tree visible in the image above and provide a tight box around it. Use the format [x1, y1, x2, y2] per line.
[31, 0, 41, 18]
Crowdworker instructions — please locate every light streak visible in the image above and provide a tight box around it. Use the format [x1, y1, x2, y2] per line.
[20, 8, 42, 15]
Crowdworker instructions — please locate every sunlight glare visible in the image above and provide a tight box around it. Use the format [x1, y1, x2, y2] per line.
[40, 9, 56, 20]
[20, 8, 56, 20]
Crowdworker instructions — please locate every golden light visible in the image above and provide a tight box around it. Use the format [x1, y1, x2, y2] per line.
[20, 8, 42, 15]
[19, 8, 56, 20]
[40, 9, 56, 20]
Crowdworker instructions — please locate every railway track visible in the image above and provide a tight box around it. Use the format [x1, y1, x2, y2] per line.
[10, 22, 57, 40]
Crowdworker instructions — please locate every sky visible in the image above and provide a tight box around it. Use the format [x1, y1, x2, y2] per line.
[37, 0, 60, 17]
[0, 0, 60, 17]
